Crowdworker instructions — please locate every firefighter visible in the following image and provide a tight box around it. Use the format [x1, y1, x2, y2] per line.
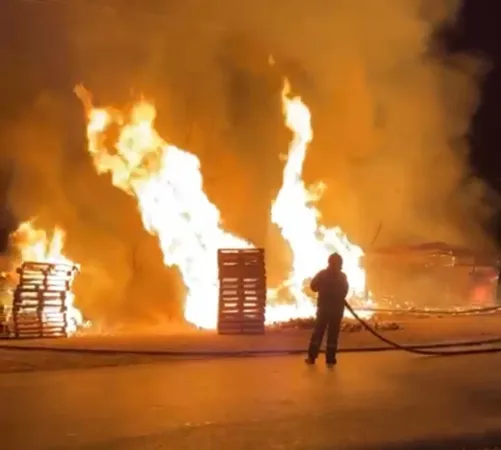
[305, 253, 349, 367]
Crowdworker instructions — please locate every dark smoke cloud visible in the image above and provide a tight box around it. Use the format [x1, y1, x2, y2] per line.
[0, 0, 497, 322]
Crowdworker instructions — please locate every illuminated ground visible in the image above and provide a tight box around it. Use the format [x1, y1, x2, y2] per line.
[1, 314, 501, 367]
[2, 350, 501, 449]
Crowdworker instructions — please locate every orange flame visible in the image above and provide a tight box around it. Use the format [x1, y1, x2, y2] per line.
[10, 220, 83, 333]
[77, 87, 252, 329]
[269, 80, 373, 321]
[12, 221, 69, 264]
[76, 79, 372, 329]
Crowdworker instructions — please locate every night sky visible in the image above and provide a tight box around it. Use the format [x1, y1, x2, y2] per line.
[450, 1, 501, 192]
[1, 0, 501, 246]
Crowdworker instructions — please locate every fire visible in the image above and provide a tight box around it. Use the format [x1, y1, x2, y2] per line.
[76, 87, 252, 330]
[12, 221, 70, 265]
[76, 79, 372, 330]
[10, 220, 83, 333]
[269, 80, 372, 322]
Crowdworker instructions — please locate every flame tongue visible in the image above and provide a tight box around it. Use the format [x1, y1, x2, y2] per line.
[10, 220, 83, 333]
[84, 97, 251, 330]
[12, 221, 74, 266]
[79, 79, 371, 329]
[269, 80, 371, 321]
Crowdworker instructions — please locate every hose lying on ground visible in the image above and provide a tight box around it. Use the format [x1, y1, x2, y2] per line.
[344, 300, 501, 356]
[1, 330, 501, 358]
[1, 337, 501, 357]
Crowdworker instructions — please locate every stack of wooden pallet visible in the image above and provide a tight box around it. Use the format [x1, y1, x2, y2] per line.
[0, 304, 9, 338]
[217, 248, 266, 335]
[12, 261, 79, 339]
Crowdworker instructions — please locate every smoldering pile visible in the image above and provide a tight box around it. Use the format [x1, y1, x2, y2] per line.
[267, 317, 402, 333]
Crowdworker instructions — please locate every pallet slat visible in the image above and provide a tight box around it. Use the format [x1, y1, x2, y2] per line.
[217, 248, 266, 335]
[9, 261, 79, 339]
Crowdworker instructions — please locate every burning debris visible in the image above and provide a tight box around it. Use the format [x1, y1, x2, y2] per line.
[0, 221, 85, 339]
[268, 317, 402, 333]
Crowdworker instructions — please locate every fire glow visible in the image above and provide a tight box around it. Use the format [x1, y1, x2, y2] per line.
[73, 78, 373, 329]
[10, 221, 83, 334]
[268, 80, 372, 322]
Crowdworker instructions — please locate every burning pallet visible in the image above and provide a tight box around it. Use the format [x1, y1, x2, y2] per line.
[217, 248, 266, 335]
[0, 304, 9, 338]
[12, 261, 80, 339]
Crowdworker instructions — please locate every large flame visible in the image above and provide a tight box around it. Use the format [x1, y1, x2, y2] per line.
[76, 88, 252, 330]
[77, 79, 372, 329]
[10, 220, 83, 333]
[269, 80, 372, 322]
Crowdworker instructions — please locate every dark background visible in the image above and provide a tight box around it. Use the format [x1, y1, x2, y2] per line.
[449, 1, 501, 206]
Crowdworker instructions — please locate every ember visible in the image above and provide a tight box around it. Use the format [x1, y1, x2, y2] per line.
[268, 317, 401, 333]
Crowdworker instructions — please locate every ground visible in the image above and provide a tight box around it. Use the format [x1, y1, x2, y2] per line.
[1, 315, 501, 449]
[1, 314, 501, 372]
[2, 351, 501, 449]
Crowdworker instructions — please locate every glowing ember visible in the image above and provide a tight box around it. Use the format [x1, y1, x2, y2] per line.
[269, 80, 373, 321]
[10, 220, 83, 333]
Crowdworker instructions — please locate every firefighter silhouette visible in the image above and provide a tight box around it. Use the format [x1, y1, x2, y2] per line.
[305, 253, 349, 367]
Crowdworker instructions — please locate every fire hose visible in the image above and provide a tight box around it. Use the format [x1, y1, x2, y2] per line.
[344, 299, 501, 356]
[1, 304, 501, 358]
[1, 301, 501, 357]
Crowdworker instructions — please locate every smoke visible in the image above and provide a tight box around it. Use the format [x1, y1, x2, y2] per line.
[68, 0, 494, 247]
[298, 1, 494, 251]
[0, 90, 184, 325]
[0, 0, 497, 322]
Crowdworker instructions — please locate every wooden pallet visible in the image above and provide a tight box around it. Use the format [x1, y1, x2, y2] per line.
[217, 249, 266, 335]
[0, 305, 9, 338]
[10, 261, 79, 339]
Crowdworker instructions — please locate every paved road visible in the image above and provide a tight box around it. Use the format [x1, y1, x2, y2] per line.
[2, 351, 501, 449]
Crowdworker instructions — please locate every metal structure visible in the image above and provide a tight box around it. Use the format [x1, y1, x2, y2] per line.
[217, 248, 266, 335]
[12, 261, 79, 339]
